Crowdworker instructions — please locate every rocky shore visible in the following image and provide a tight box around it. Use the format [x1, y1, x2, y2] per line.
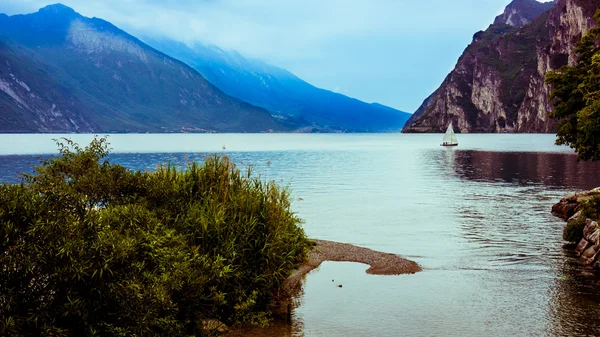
[553, 187, 600, 268]
[575, 219, 600, 267]
[552, 187, 600, 221]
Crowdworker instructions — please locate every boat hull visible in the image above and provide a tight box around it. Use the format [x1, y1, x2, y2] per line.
[440, 143, 458, 147]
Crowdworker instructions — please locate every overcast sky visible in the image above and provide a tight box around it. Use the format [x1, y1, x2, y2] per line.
[1, 0, 554, 112]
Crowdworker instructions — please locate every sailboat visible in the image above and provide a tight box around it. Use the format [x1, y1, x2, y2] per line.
[441, 122, 458, 147]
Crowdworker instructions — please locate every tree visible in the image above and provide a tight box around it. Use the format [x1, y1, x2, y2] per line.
[546, 11, 600, 161]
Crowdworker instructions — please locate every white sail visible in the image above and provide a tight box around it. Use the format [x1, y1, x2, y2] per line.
[442, 122, 458, 145]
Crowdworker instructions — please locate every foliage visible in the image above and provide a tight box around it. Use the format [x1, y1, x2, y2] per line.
[0, 137, 310, 336]
[580, 196, 600, 221]
[562, 196, 600, 243]
[563, 217, 587, 243]
[546, 11, 600, 161]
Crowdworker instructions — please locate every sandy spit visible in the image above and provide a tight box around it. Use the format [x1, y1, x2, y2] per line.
[281, 239, 422, 295]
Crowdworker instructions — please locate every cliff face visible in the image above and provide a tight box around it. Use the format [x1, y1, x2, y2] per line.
[402, 0, 598, 133]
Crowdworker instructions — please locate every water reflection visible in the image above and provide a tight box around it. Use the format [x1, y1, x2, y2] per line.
[440, 149, 600, 336]
[548, 249, 600, 336]
[449, 150, 600, 189]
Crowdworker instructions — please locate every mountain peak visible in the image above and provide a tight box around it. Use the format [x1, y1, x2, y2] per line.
[493, 0, 554, 28]
[38, 3, 78, 16]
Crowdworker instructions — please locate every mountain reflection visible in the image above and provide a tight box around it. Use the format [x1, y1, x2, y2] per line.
[449, 150, 600, 190]
[548, 251, 600, 336]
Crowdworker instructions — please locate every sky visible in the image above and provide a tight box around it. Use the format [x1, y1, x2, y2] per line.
[0, 0, 554, 113]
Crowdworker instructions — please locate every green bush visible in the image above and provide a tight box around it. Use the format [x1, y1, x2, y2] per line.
[563, 217, 587, 243]
[562, 196, 600, 243]
[0, 137, 310, 336]
[580, 196, 600, 221]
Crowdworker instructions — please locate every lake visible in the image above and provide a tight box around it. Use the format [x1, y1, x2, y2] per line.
[2, 133, 600, 336]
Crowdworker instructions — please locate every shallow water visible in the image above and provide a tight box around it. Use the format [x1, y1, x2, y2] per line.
[2, 133, 600, 336]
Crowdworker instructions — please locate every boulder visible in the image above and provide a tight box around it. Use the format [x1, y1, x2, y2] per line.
[552, 188, 600, 221]
[590, 229, 600, 247]
[202, 319, 228, 334]
[568, 211, 583, 222]
[583, 220, 599, 240]
[582, 245, 597, 260]
[576, 239, 591, 256]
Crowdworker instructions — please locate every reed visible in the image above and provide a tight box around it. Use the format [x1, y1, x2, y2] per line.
[0, 137, 311, 336]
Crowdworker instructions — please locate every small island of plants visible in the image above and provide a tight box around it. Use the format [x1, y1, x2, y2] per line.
[0, 137, 312, 336]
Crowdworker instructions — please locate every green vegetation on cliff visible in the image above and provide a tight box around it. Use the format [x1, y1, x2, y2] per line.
[0, 138, 311, 336]
[546, 11, 600, 162]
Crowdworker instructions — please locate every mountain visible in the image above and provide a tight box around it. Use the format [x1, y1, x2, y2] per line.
[0, 4, 283, 133]
[142, 38, 411, 132]
[402, 0, 598, 133]
[494, 0, 556, 27]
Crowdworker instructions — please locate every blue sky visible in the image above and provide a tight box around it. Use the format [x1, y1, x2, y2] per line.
[1, 0, 554, 113]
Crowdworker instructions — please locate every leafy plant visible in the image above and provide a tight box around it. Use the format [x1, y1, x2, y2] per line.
[546, 10, 600, 161]
[563, 217, 587, 243]
[0, 137, 310, 336]
[562, 196, 600, 243]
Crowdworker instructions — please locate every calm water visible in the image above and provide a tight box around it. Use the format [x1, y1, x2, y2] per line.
[2, 133, 600, 336]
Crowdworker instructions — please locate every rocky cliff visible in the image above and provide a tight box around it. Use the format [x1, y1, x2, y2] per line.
[402, 0, 598, 133]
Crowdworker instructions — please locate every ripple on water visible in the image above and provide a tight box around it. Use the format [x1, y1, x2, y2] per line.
[2, 134, 600, 336]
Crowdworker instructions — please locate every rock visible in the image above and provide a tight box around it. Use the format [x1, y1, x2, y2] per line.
[582, 246, 597, 260]
[588, 249, 600, 267]
[552, 188, 600, 221]
[577, 271, 596, 278]
[202, 319, 228, 334]
[568, 211, 583, 222]
[589, 229, 600, 246]
[583, 220, 599, 240]
[576, 239, 591, 256]
[552, 197, 582, 221]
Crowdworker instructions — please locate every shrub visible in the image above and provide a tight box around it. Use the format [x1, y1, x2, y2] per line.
[0, 137, 310, 336]
[580, 196, 600, 221]
[562, 196, 600, 243]
[563, 217, 587, 243]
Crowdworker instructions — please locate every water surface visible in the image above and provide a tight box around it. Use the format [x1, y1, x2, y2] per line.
[1, 133, 600, 336]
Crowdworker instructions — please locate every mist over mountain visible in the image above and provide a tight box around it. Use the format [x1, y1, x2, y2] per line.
[143, 37, 411, 132]
[0, 4, 284, 133]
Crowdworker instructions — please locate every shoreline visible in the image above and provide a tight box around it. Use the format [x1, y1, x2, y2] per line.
[225, 240, 421, 335]
[279, 239, 422, 301]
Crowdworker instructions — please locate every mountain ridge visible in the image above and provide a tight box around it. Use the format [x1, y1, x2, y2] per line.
[402, 0, 596, 134]
[143, 37, 412, 132]
[0, 4, 284, 133]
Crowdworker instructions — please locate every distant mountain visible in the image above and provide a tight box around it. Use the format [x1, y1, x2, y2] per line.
[402, 0, 598, 134]
[0, 4, 284, 133]
[143, 38, 411, 132]
[493, 0, 555, 27]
